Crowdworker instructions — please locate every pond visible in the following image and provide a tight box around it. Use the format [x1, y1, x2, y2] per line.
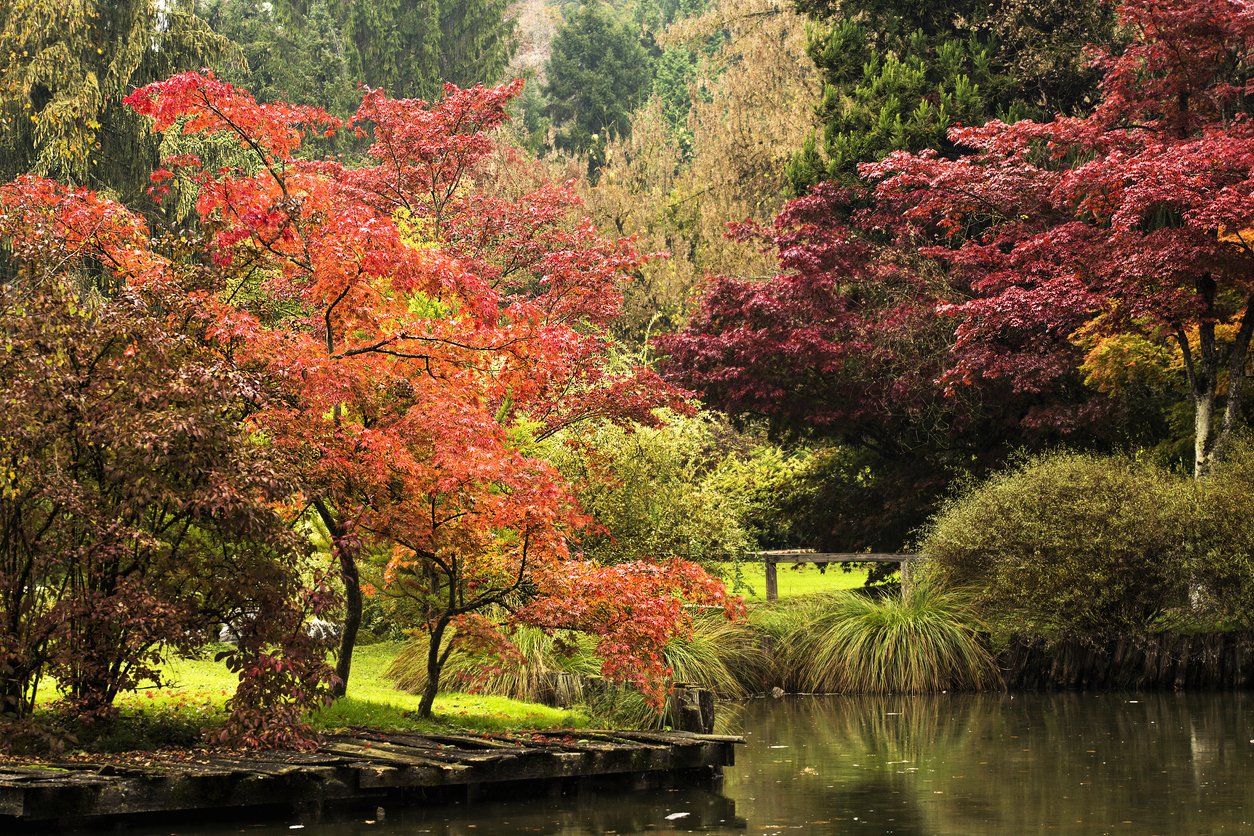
[169, 692, 1254, 834]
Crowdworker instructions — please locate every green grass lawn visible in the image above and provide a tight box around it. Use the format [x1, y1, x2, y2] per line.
[105, 641, 589, 741]
[27, 563, 877, 752]
[714, 560, 872, 602]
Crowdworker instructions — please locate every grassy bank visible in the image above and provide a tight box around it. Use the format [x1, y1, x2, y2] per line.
[715, 560, 869, 600]
[148, 642, 586, 733]
[21, 642, 588, 753]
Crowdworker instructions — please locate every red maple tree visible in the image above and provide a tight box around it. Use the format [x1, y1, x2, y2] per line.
[668, 0, 1253, 478]
[864, 0, 1254, 475]
[0, 177, 336, 748]
[125, 73, 735, 716]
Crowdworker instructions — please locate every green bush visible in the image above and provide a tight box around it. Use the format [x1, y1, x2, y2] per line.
[922, 451, 1193, 644]
[1191, 438, 1254, 627]
[780, 580, 999, 694]
[542, 411, 787, 566]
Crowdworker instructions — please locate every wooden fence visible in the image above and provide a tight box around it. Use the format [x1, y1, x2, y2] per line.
[752, 550, 920, 600]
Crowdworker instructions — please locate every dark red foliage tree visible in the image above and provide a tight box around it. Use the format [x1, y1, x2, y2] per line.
[0, 179, 334, 744]
[863, 0, 1254, 475]
[668, 0, 1253, 492]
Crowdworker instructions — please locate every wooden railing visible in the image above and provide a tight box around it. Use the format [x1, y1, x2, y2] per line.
[751, 550, 921, 600]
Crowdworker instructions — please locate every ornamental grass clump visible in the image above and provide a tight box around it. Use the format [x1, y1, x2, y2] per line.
[387, 613, 769, 727]
[387, 624, 601, 705]
[785, 579, 999, 694]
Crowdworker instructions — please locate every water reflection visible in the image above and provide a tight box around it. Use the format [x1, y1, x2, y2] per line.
[721, 692, 1254, 834]
[146, 692, 1254, 834]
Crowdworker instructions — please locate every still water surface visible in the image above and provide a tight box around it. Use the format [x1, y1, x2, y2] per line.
[174, 692, 1254, 835]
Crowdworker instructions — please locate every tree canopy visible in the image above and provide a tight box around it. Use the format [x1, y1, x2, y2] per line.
[125, 71, 736, 715]
[787, 0, 1118, 190]
[544, 1, 653, 158]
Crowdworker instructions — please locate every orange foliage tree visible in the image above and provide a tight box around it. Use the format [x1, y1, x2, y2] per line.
[124, 72, 739, 716]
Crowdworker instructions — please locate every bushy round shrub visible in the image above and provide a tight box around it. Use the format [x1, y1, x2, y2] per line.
[1191, 439, 1254, 627]
[922, 452, 1193, 644]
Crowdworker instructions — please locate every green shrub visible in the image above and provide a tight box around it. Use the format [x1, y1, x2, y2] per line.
[922, 451, 1193, 644]
[781, 580, 999, 694]
[1191, 438, 1254, 627]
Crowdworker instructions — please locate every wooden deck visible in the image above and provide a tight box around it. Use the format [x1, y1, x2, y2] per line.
[0, 728, 740, 827]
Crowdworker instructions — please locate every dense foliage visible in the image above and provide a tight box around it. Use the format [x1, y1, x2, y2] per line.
[202, 0, 516, 107]
[0, 181, 333, 745]
[787, 0, 1117, 190]
[923, 442, 1254, 645]
[0, 0, 237, 205]
[865, 0, 1254, 475]
[544, 412, 797, 567]
[923, 452, 1194, 644]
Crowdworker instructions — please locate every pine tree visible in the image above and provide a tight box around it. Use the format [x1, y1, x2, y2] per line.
[544, 1, 652, 161]
[0, 0, 238, 203]
[787, 0, 1117, 190]
[338, 0, 514, 101]
[200, 0, 357, 117]
[436, 0, 515, 91]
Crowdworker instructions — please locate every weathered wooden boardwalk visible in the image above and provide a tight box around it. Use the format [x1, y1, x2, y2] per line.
[0, 728, 740, 828]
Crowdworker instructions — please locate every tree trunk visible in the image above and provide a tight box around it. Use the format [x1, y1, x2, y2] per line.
[0, 660, 32, 719]
[1194, 294, 1254, 477]
[314, 499, 361, 699]
[417, 619, 449, 718]
[1195, 386, 1217, 477]
[334, 545, 362, 698]
[1188, 276, 1220, 477]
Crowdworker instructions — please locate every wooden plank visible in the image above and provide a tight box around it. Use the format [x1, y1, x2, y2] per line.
[752, 551, 920, 564]
[319, 741, 472, 774]
[337, 733, 518, 765]
[600, 730, 743, 746]
[421, 733, 534, 752]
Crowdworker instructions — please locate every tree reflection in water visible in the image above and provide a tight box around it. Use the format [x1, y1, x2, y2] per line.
[720, 691, 1254, 834]
[156, 692, 1254, 834]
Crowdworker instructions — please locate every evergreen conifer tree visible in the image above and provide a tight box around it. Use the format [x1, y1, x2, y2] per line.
[787, 0, 1116, 190]
[0, 0, 237, 203]
[544, 1, 652, 161]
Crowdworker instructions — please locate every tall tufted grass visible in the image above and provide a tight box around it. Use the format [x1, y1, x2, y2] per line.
[784, 578, 1000, 694]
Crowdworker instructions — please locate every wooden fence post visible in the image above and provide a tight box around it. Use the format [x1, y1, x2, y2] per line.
[764, 558, 778, 601]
